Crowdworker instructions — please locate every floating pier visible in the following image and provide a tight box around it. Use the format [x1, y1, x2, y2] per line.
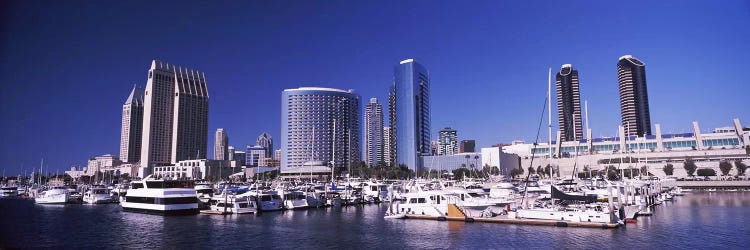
[199, 210, 231, 215]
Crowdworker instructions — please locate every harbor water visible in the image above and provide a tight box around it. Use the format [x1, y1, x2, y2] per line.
[1, 191, 749, 249]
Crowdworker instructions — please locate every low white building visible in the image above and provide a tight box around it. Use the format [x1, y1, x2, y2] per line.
[64, 166, 87, 179]
[86, 154, 122, 175]
[152, 159, 237, 180]
[505, 119, 750, 178]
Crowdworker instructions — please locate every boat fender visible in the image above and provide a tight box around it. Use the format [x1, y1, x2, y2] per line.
[437, 216, 447, 221]
[465, 218, 475, 223]
[555, 222, 568, 227]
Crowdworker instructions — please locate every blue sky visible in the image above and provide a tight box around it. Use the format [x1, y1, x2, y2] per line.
[1, 0, 749, 175]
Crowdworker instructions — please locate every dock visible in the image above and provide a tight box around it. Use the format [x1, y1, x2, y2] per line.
[199, 210, 231, 215]
[402, 204, 620, 229]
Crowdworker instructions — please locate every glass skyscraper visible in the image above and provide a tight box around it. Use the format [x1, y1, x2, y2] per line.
[281, 87, 360, 171]
[556, 64, 583, 142]
[391, 59, 431, 171]
[617, 55, 651, 137]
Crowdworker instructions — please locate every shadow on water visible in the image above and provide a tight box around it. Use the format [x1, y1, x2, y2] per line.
[2, 192, 750, 249]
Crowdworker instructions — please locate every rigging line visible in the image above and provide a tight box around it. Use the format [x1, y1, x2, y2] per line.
[521, 87, 549, 207]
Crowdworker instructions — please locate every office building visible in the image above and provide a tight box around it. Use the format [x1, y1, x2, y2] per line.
[246, 145, 266, 167]
[214, 128, 228, 160]
[459, 140, 476, 153]
[438, 127, 458, 156]
[281, 87, 360, 171]
[120, 86, 144, 163]
[556, 64, 583, 141]
[140, 60, 209, 174]
[383, 127, 392, 166]
[364, 98, 384, 166]
[617, 55, 651, 137]
[392, 59, 431, 171]
[256, 133, 273, 158]
[86, 154, 122, 175]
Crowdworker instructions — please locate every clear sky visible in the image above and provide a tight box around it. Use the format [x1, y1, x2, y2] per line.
[1, 0, 749, 175]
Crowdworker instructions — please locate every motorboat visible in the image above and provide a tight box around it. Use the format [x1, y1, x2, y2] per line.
[0, 186, 19, 198]
[361, 181, 389, 203]
[83, 186, 115, 204]
[120, 175, 199, 215]
[35, 187, 69, 204]
[283, 191, 309, 210]
[209, 192, 257, 214]
[238, 191, 283, 212]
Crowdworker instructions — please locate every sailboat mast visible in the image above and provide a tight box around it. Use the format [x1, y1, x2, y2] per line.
[548, 67, 553, 177]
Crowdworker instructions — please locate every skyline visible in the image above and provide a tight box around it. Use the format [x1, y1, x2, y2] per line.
[2, 1, 750, 175]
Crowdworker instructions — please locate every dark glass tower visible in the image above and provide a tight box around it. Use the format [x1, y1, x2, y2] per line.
[617, 55, 652, 137]
[392, 59, 431, 171]
[556, 64, 583, 142]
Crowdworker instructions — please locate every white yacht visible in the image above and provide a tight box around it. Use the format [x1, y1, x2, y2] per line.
[195, 182, 214, 204]
[209, 192, 257, 214]
[1, 186, 19, 198]
[238, 191, 283, 212]
[35, 187, 69, 204]
[393, 191, 458, 217]
[120, 175, 199, 215]
[283, 191, 309, 210]
[361, 182, 389, 203]
[511, 204, 614, 223]
[83, 186, 114, 204]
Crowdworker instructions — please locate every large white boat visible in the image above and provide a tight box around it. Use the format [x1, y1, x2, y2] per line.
[83, 186, 115, 204]
[361, 182, 389, 202]
[1, 186, 19, 198]
[120, 175, 199, 215]
[35, 187, 69, 204]
[393, 191, 459, 217]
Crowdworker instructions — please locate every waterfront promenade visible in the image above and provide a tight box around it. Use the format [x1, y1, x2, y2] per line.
[676, 180, 750, 190]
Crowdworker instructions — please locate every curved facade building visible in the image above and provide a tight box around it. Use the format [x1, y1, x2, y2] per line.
[556, 64, 582, 142]
[391, 59, 431, 171]
[281, 87, 360, 171]
[617, 55, 651, 137]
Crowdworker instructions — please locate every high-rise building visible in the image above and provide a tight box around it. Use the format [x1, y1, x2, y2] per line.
[140, 60, 209, 172]
[256, 133, 273, 158]
[214, 128, 228, 160]
[392, 59, 431, 171]
[459, 140, 475, 153]
[363, 98, 384, 166]
[556, 64, 583, 142]
[228, 146, 235, 160]
[281, 87, 360, 171]
[617, 55, 652, 137]
[120, 86, 144, 163]
[387, 90, 397, 166]
[246, 145, 266, 167]
[274, 149, 282, 161]
[438, 127, 458, 155]
[383, 127, 392, 166]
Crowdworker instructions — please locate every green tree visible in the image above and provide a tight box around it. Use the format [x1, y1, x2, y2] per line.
[528, 166, 535, 175]
[735, 160, 748, 176]
[544, 164, 552, 177]
[452, 168, 471, 180]
[697, 168, 716, 177]
[640, 165, 649, 176]
[719, 161, 733, 176]
[663, 164, 674, 176]
[683, 158, 698, 176]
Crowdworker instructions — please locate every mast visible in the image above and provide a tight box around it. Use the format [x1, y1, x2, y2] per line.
[547, 67, 553, 179]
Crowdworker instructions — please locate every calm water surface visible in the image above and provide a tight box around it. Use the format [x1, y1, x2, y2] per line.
[1, 191, 749, 249]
